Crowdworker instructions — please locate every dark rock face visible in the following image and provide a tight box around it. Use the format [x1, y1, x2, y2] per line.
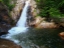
[0, 2, 13, 35]
[0, 2, 11, 25]
[0, 38, 22, 48]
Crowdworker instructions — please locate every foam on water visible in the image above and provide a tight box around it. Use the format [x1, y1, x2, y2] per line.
[8, 27, 28, 35]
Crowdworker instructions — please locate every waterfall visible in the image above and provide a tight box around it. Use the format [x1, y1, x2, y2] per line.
[6, 0, 30, 36]
[16, 0, 29, 27]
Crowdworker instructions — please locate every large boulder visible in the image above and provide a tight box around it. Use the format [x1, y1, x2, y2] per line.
[29, 16, 58, 28]
[36, 22, 58, 28]
[0, 38, 22, 48]
[59, 32, 64, 40]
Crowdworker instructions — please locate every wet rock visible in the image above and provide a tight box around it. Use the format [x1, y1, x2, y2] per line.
[59, 32, 64, 40]
[36, 22, 58, 28]
[29, 16, 58, 28]
[0, 24, 11, 36]
[30, 0, 39, 17]
[28, 0, 39, 25]
[29, 16, 45, 27]
[0, 2, 11, 24]
[10, 0, 25, 22]
[0, 38, 22, 48]
[0, 2, 13, 35]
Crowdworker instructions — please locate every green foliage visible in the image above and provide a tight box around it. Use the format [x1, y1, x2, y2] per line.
[1, 0, 15, 11]
[48, 8, 61, 18]
[35, 0, 64, 18]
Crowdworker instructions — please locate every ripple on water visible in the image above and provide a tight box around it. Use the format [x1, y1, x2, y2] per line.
[4, 28, 64, 48]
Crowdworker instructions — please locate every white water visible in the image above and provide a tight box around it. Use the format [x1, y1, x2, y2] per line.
[16, 0, 30, 27]
[5, 0, 30, 38]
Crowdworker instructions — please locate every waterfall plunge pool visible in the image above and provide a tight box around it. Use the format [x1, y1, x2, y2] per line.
[1, 28, 64, 48]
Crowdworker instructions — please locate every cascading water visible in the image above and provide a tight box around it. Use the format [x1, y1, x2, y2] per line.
[16, 1, 29, 27]
[7, 0, 30, 35]
[3, 0, 30, 38]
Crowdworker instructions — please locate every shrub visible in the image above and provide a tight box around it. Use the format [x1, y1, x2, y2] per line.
[35, 0, 64, 18]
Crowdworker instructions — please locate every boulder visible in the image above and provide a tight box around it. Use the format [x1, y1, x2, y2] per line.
[0, 38, 22, 48]
[29, 16, 45, 27]
[36, 22, 58, 28]
[59, 32, 64, 40]
[29, 16, 58, 28]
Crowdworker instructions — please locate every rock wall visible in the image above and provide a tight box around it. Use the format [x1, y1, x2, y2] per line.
[0, 2, 11, 24]
[0, 2, 13, 33]
[10, 0, 25, 22]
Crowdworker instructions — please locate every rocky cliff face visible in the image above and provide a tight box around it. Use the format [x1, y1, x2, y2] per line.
[0, 2, 10, 24]
[0, 2, 13, 33]
[10, 0, 38, 22]
[10, 0, 25, 22]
